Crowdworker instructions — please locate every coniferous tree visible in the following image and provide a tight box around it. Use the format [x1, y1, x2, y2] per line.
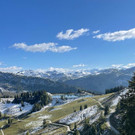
[8, 118, 12, 125]
[0, 112, 2, 118]
[80, 105, 83, 111]
[104, 105, 109, 116]
[74, 123, 77, 130]
[43, 119, 47, 128]
[21, 101, 25, 107]
[84, 104, 87, 109]
[118, 73, 135, 135]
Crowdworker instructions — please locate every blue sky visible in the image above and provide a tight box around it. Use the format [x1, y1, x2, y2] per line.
[1, 0, 135, 72]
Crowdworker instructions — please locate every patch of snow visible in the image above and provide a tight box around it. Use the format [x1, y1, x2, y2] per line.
[30, 126, 42, 134]
[0, 87, 8, 92]
[47, 92, 52, 97]
[49, 107, 61, 112]
[59, 105, 98, 124]
[77, 125, 84, 131]
[0, 101, 33, 116]
[89, 113, 101, 125]
[38, 115, 51, 120]
[25, 119, 44, 135]
[32, 94, 93, 114]
[26, 120, 42, 128]
[111, 89, 128, 107]
[25, 114, 52, 133]
[25, 121, 33, 127]
[98, 97, 107, 102]
[0, 98, 14, 103]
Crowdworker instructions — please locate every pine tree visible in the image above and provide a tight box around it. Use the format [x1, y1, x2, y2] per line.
[84, 104, 87, 109]
[104, 105, 109, 116]
[74, 123, 77, 130]
[8, 118, 12, 125]
[80, 105, 83, 111]
[0, 112, 2, 118]
[21, 101, 25, 107]
[119, 73, 135, 135]
[20, 107, 22, 111]
[43, 119, 47, 128]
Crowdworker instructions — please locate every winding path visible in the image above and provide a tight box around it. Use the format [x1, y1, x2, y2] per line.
[1, 126, 4, 135]
[92, 97, 120, 134]
[47, 120, 71, 132]
[51, 123, 70, 132]
[106, 109, 120, 135]
[91, 98, 104, 109]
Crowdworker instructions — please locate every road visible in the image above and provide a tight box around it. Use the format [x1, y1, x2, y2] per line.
[91, 98, 104, 109]
[51, 122, 70, 132]
[47, 120, 71, 132]
[92, 97, 120, 135]
[0, 126, 4, 135]
[92, 98, 104, 108]
[106, 109, 120, 135]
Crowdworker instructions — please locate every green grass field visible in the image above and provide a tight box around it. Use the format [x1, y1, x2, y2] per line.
[2, 93, 113, 135]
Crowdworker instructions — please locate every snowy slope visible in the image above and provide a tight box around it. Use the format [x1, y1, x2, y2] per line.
[0, 101, 33, 116]
[111, 88, 128, 106]
[59, 105, 98, 124]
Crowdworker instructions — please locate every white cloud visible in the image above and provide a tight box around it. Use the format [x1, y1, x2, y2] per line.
[93, 28, 135, 41]
[12, 43, 77, 53]
[57, 28, 89, 40]
[73, 64, 87, 68]
[92, 30, 100, 34]
[0, 66, 23, 73]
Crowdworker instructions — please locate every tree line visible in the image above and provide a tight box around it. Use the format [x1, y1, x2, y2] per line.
[13, 90, 52, 112]
[105, 86, 125, 94]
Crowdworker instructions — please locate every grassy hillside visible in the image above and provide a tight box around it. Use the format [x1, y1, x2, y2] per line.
[1, 93, 113, 135]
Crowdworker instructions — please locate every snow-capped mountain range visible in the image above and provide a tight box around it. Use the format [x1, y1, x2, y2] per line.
[17, 69, 93, 81]
[0, 66, 135, 94]
[16, 66, 135, 82]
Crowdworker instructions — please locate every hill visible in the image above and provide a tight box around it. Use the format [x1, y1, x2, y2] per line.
[0, 72, 78, 94]
[64, 68, 133, 93]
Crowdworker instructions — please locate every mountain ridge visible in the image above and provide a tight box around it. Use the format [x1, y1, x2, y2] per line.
[0, 71, 78, 94]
